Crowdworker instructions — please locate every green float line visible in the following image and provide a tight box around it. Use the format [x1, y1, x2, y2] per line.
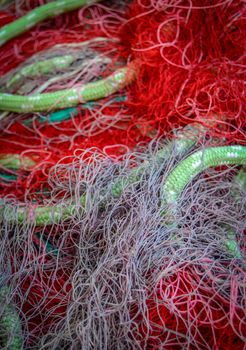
[0, 63, 137, 113]
[162, 146, 246, 259]
[7, 55, 75, 89]
[0, 0, 102, 47]
[11, 195, 86, 226]
[0, 287, 22, 350]
[0, 145, 244, 259]
[163, 145, 246, 204]
[5, 36, 119, 92]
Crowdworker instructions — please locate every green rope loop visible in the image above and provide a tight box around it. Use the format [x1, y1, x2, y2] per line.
[163, 145, 246, 204]
[7, 55, 75, 89]
[162, 145, 246, 258]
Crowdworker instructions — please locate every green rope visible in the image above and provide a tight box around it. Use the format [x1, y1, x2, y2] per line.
[163, 145, 246, 204]
[162, 145, 246, 258]
[0, 143, 245, 260]
[7, 55, 75, 89]
[0, 287, 22, 350]
[0, 64, 136, 113]
[0, 0, 101, 47]
[8, 195, 86, 226]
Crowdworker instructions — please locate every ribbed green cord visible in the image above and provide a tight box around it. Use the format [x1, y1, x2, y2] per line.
[7, 55, 75, 89]
[0, 64, 136, 112]
[163, 145, 246, 203]
[0, 0, 101, 47]
[0, 287, 22, 350]
[162, 146, 246, 259]
[1, 145, 245, 235]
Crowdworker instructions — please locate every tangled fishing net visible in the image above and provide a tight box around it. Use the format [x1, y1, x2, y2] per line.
[1, 139, 246, 349]
[0, 0, 245, 349]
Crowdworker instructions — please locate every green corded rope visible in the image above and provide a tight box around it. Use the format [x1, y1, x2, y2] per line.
[7, 55, 75, 89]
[0, 0, 101, 47]
[162, 145, 246, 259]
[5, 36, 119, 92]
[0, 64, 137, 113]
[0, 287, 22, 350]
[7, 196, 86, 226]
[163, 145, 246, 203]
[1, 135, 244, 232]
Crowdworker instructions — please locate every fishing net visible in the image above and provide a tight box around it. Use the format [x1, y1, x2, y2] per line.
[0, 0, 245, 349]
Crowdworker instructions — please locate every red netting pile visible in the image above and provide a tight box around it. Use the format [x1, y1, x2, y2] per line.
[0, 1, 245, 349]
